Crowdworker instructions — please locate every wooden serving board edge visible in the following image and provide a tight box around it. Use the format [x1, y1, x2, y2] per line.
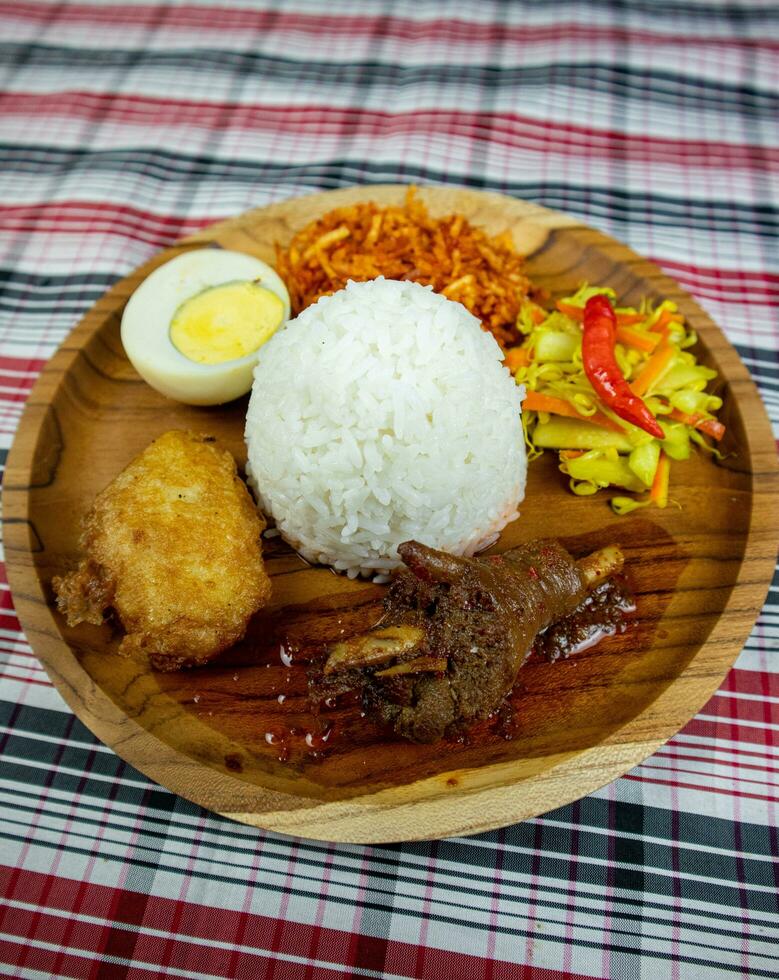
[3, 185, 778, 843]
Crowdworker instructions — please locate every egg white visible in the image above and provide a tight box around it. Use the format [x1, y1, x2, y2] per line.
[121, 248, 291, 406]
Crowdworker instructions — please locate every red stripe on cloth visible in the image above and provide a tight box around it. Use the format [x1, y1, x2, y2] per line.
[0, 648, 45, 670]
[0, 591, 18, 615]
[0, 357, 47, 375]
[97, 888, 150, 970]
[705, 692, 779, 728]
[2, 2, 777, 50]
[639, 758, 777, 789]
[2, 202, 777, 310]
[624, 772, 779, 803]
[0, 605, 22, 636]
[0, 388, 33, 403]
[0, 203, 212, 244]
[669, 737, 778, 761]
[656, 262, 779, 287]
[0, 674, 51, 687]
[722, 669, 779, 699]
[0, 368, 39, 385]
[0, 867, 598, 980]
[0, 645, 42, 666]
[0, 934, 367, 980]
[652, 261, 779, 300]
[0, 943, 130, 980]
[3, 94, 778, 172]
[658, 749, 779, 776]
[679, 716, 775, 748]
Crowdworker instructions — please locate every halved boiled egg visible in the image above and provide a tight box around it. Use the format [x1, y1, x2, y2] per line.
[121, 249, 290, 405]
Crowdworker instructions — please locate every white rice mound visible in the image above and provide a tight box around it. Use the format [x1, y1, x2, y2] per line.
[245, 278, 526, 578]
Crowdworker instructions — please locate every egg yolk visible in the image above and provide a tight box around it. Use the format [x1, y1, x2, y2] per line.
[170, 280, 284, 365]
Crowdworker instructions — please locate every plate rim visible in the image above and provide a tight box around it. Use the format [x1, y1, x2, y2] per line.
[4, 184, 778, 843]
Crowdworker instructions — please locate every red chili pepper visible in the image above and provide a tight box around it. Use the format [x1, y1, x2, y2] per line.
[582, 295, 664, 438]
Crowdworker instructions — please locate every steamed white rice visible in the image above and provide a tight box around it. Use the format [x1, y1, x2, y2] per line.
[245, 278, 526, 578]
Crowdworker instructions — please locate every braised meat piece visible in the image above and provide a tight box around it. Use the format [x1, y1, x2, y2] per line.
[316, 539, 624, 743]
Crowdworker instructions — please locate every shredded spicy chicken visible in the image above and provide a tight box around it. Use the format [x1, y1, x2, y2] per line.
[275, 187, 530, 348]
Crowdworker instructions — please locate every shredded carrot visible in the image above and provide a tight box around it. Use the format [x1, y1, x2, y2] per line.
[555, 300, 584, 321]
[614, 311, 646, 326]
[276, 187, 530, 348]
[630, 342, 674, 397]
[650, 451, 670, 507]
[504, 347, 531, 372]
[522, 391, 625, 433]
[559, 449, 587, 460]
[669, 407, 725, 441]
[615, 325, 662, 352]
[693, 417, 725, 441]
[650, 307, 683, 335]
[556, 302, 650, 329]
[530, 304, 547, 325]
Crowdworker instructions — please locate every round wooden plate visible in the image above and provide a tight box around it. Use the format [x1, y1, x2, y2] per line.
[4, 186, 778, 843]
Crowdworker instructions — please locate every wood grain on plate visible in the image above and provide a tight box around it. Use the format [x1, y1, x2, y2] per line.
[4, 186, 778, 843]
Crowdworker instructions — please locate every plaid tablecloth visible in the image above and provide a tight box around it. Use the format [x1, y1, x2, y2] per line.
[0, 2, 777, 978]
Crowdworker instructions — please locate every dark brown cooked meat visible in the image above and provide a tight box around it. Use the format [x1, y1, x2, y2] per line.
[316, 539, 624, 743]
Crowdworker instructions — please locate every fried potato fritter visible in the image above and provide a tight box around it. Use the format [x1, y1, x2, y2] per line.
[53, 430, 271, 670]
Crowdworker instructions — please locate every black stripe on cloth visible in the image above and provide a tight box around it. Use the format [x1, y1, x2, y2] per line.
[0, 267, 775, 309]
[313, 0, 779, 17]
[0, 269, 776, 312]
[3, 705, 778, 874]
[0, 301, 102, 314]
[0, 271, 117, 291]
[0, 287, 777, 385]
[1, 780, 776, 942]
[0, 271, 111, 314]
[3, 705, 779, 899]
[490, 0, 775, 15]
[1, 151, 777, 237]
[614, 799, 645, 899]
[0, 800, 775, 976]
[734, 351, 779, 389]
[734, 350, 778, 380]
[1, 296, 778, 384]
[486, 0, 772, 13]
[2, 706, 777, 946]
[0, 44, 776, 115]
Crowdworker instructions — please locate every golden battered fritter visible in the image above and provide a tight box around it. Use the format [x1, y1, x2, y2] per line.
[53, 430, 271, 670]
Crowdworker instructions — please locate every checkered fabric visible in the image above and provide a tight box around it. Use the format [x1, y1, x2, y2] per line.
[0, 2, 777, 978]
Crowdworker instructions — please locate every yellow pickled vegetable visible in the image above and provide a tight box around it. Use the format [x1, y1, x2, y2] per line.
[514, 284, 725, 512]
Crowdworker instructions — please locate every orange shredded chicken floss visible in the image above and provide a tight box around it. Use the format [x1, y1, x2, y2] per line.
[275, 188, 529, 349]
